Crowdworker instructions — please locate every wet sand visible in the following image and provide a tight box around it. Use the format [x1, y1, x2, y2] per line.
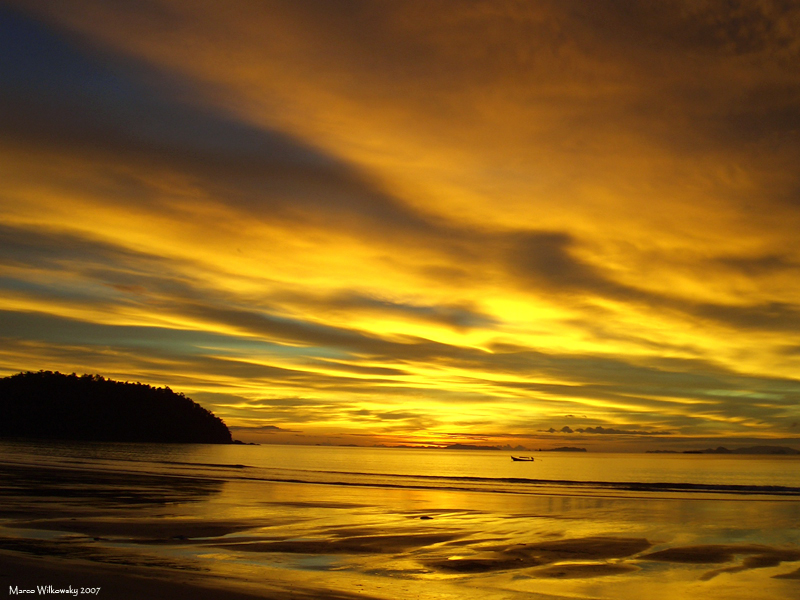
[2, 461, 800, 600]
[0, 550, 389, 600]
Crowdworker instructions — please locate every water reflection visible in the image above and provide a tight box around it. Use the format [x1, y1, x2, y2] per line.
[0, 462, 224, 509]
[1, 442, 799, 600]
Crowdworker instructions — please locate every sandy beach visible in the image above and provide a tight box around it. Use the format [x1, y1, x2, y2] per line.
[2, 452, 800, 600]
[0, 552, 345, 600]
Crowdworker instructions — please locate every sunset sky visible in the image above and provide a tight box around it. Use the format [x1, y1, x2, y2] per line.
[2, 1, 800, 450]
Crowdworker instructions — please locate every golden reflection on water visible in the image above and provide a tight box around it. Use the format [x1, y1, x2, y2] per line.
[176, 477, 800, 600]
[2, 443, 799, 599]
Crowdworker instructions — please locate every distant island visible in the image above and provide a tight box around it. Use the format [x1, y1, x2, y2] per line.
[684, 446, 800, 455]
[365, 444, 585, 452]
[0, 371, 232, 444]
[648, 446, 799, 455]
[442, 444, 503, 451]
[377, 443, 532, 451]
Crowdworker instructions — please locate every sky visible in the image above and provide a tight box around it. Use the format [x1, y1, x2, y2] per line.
[2, 0, 800, 450]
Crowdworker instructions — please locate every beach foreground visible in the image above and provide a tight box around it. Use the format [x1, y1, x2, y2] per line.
[1, 445, 800, 600]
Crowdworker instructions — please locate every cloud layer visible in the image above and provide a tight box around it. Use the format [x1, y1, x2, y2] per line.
[2, 1, 800, 449]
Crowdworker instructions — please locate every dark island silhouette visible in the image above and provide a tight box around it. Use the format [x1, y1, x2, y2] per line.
[682, 445, 800, 455]
[647, 446, 800, 455]
[0, 371, 232, 444]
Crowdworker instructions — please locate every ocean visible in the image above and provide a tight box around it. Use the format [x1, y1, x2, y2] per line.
[1, 441, 799, 599]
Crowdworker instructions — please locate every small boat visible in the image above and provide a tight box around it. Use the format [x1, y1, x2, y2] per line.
[510, 455, 534, 461]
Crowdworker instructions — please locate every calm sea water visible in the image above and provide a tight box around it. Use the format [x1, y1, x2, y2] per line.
[2, 441, 798, 499]
[2, 440, 800, 600]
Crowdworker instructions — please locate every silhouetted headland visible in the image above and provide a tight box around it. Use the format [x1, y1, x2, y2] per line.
[0, 371, 232, 443]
